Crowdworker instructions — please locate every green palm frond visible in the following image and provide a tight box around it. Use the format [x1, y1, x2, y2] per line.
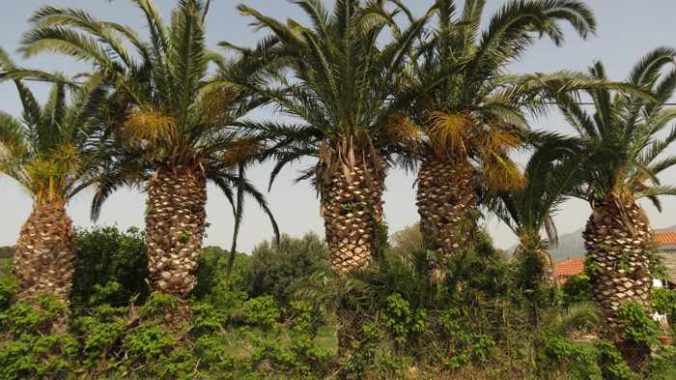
[555, 47, 676, 204]
[398, 0, 597, 195]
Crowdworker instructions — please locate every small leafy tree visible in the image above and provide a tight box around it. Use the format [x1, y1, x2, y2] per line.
[70, 227, 148, 311]
[246, 233, 329, 306]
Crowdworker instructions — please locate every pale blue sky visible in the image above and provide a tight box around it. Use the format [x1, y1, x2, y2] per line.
[1, 0, 675, 252]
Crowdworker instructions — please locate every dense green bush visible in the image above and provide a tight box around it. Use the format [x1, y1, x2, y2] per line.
[246, 233, 329, 305]
[70, 227, 149, 310]
[618, 302, 660, 346]
[562, 273, 592, 305]
[192, 245, 251, 311]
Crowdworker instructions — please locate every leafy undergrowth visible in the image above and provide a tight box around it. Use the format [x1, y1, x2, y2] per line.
[1, 228, 675, 379]
[0, 293, 336, 379]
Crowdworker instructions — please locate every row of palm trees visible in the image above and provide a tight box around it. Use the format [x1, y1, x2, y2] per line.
[1, 0, 675, 361]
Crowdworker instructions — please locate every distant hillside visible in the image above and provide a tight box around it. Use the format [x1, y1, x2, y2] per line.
[547, 228, 585, 262]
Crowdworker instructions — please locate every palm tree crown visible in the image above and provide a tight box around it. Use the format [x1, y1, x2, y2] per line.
[240, 0, 431, 188]
[0, 53, 105, 206]
[557, 48, 676, 206]
[492, 137, 590, 253]
[406, 0, 597, 190]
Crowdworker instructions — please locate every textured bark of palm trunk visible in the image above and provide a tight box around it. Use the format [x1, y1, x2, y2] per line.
[13, 202, 75, 303]
[534, 248, 556, 286]
[145, 167, 207, 299]
[515, 247, 556, 286]
[335, 307, 359, 358]
[321, 156, 384, 362]
[416, 153, 476, 278]
[583, 197, 652, 370]
[322, 159, 384, 275]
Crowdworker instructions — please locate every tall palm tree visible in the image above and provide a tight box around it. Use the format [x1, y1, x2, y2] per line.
[0, 52, 107, 302]
[239, 0, 431, 275]
[20, 0, 279, 301]
[400, 0, 596, 276]
[555, 48, 676, 369]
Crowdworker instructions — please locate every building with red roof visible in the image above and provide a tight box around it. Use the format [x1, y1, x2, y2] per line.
[655, 231, 676, 287]
[554, 257, 585, 284]
[655, 231, 676, 246]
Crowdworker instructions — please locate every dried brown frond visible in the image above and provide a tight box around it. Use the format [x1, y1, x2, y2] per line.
[200, 85, 239, 129]
[123, 108, 177, 144]
[426, 112, 473, 156]
[481, 153, 526, 192]
[476, 126, 522, 154]
[221, 138, 260, 166]
[384, 113, 422, 146]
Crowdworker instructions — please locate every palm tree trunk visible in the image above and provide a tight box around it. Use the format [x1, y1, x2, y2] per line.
[13, 202, 75, 302]
[416, 152, 476, 278]
[145, 166, 207, 301]
[584, 197, 653, 371]
[321, 158, 385, 275]
[321, 156, 384, 362]
[515, 246, 556, 286]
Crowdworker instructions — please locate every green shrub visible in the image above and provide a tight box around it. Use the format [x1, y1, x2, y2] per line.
[0, 333, 78, 380]
[342, 321, 380, 377]
[382, 293, 426, 350]
[243, 296, 280, 329]
[74, 305, 127, 365]
[0, 296, 76, 380]
[0, 275, 18, 310]
[246, 233, 329, 306]
[652, 287, 676, 316]
[562, 274, 592, 304]
[538, 333, 603, 379]
[192, 246, 251, 303]
[70, 227, 149, 310]
[618, 302, 660, 346]
[597, 340, 637, 380]
[0, 294, 67, 335]
[124, 324, 176, 361]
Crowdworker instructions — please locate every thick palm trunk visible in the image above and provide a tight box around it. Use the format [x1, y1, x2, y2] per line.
[322, 159, 384, 275]
[145, 167, 207, 299]
[515, 246, 556, 286]
[416, 152, 476, 275]
[321, 157, 384, 362]
[13, 202, 75, 302]
[584, 197, 652, 370]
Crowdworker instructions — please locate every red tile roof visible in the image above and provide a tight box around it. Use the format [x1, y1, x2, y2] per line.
[554, 258, 585, 279]
[655, 231, 676, 245]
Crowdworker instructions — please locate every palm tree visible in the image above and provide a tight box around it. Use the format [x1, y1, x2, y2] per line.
[399, 0, 596, 276]
[554, 48, 676, 369]
[238, 0, 431, 275]
[20, 0, 278, 301]
[491, 137, 591, 287]
[0, 52, 106, 302]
